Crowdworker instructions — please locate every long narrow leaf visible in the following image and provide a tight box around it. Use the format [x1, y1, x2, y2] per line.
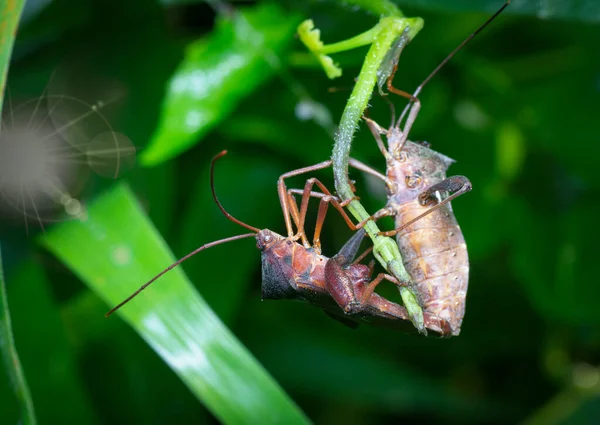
[0, 246, 38, 425]
[40, 184, 310, 425]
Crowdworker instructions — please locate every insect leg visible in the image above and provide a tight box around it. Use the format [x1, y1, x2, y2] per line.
[348, 158, 387, 183]
[312, 195, 332, 254]
[295, 178, 357, 253]
[281, 158, 387, 251]
[284, 190, 311, 247]
[287, 187, 393, 254]
[356, 273, 406, 308]
[379, 175, 472, 237]
[363, 115, 392, 159]
[299, 178, 359, 229]
[279, 160, 369, 240]
[285, 183, 342, 253]
[386, 88, 421, 154]
[278, 160, 333, 240]
[326, 252, 405, 315]
[325, 230, 401, 314]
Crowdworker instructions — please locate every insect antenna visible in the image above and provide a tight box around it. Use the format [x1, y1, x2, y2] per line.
[105, 150, 257, 317]
[105, 233, 255, 317]
[211, 150, 261, 233]
[396, 0, 511, 127]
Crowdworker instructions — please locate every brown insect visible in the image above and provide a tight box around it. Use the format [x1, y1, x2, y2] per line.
[354, 1, 511, 336]
[105, 150, 450, 335]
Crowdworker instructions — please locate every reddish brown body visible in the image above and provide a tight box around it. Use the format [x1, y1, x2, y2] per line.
[385, 137, 469, 335]
[258, 228, 451, 335]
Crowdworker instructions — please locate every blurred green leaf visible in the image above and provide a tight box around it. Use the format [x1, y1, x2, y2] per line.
[13, 0, 88, 61]
[395, 0, 600, 22]
[141, 4, 301, 166]
[216, 79, 335, 164]
[509, 199, 600, 325]
[60, 289, 213, 424]
[40, 184, 309, 425]
[255, 331, 501, 419]
[0, 248, 37, 425]
[3, 1, 600, 424]
[3, 262, 97, 425]
[20, 0, 52, 24]
[162, 0, 600, 21]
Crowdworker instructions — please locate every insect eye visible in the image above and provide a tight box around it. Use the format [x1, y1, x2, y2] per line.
[264, 233, 272, 242]
[405, 173, 422, 189]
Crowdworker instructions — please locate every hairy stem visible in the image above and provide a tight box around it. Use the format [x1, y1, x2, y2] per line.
[331, 16, 425, 331]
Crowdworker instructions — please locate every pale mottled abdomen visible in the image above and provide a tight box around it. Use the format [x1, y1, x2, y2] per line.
[394, 200, 469, 335]
[385, 141, 469, 336]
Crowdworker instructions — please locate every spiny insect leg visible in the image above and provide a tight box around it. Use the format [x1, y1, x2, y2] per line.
[277, 158, 382, 241]
[357, 273, 406, 308]
[284, 190, 310, 247]
[297, 178, 357, 250]
[285, 185, 342, 253]
[277, 160, 333, 240]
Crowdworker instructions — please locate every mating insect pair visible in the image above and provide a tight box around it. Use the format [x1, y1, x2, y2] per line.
[106, 1, 511, 337]
[106, 150, 451, 335]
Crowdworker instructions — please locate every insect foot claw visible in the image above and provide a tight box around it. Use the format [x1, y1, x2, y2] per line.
[343, 302, 365, 315]
[313, 239, 322, 255]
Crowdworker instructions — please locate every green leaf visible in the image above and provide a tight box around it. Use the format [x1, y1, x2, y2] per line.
[254, 332, 499, 420]
[141, 4, 301, 166]
[3, 262, 97, 425]
[0, 247, 38, 425]
[0, 0, 26, 113]
[19, 0, 51, 25]
[509, 200, 600, 325]
[394, 0, 600, 22]
[40, 184, 309, 425]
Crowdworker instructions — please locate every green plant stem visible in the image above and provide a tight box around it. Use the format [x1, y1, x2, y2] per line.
[320, 26, 383, 55]
[331, 15, 425, 331]
[0, 246, 38, 425]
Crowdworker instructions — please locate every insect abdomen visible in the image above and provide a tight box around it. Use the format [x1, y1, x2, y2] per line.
[395, 200, 469, 335]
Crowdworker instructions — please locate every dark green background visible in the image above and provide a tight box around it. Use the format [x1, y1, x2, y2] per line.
[1, 0, 600, 424]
